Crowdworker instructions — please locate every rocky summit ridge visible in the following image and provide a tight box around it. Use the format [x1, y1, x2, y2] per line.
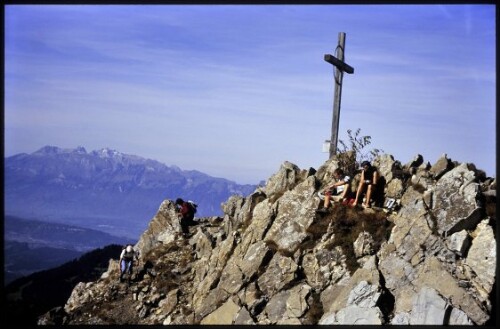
[38, 153, 496, 325]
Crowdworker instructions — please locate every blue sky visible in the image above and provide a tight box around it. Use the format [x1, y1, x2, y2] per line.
[4, 4, 496, 184]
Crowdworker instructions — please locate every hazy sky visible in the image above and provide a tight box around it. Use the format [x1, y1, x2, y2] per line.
[4, 4, 496, 184]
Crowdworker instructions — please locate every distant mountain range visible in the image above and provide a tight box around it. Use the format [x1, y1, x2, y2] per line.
[4, 146, 258, 239]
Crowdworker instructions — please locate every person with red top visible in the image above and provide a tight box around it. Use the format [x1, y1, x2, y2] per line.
[175, 198, 197, 236]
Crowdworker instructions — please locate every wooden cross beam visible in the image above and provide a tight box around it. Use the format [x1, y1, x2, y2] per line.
[324, 32, 354, 159]
[324, 54, 354, 74]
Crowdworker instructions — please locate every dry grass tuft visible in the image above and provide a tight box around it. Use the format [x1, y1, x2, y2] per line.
[308, 203, 394, 273]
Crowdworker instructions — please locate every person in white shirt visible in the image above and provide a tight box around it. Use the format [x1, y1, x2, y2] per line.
[317, 168, 351, 213]
[119, 244, 139, 282]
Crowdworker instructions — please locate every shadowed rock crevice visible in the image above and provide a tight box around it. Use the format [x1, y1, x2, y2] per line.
[377, 272, 395, 323]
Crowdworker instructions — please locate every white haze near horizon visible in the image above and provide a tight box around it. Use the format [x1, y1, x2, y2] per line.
[4, 4, 496, 184]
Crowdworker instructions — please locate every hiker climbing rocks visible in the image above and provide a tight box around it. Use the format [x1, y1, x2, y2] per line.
[317, 168, 352, 213]
[352, 161, 379, 209]
[175, 198, 198, 237]
[119, 244, 139, 282]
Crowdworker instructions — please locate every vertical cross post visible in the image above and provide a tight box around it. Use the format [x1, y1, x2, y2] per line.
[324, 32, 354, 159]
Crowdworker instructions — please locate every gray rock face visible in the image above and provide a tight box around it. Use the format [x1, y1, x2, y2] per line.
[409, 286, 448, 325]
[432, 163, 483, 235]
[465, 219, 496, 305]
[258, 253, 298, 296]
[41, 153, 496, 325]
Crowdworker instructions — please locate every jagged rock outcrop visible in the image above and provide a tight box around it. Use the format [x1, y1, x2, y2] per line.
[38, 153, 496, 325]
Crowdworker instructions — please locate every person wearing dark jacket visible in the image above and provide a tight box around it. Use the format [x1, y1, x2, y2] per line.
[175, 198, 197, 236]
[352, 161, 379, 208]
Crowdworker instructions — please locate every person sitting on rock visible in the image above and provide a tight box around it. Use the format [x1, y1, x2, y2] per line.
[352, 161, 379, 209]
[317, 168, 351, 213]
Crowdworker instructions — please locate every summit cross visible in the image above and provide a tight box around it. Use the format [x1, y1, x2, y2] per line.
[324, 32, 354, 159]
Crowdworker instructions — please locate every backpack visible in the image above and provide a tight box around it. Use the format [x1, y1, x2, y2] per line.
[187, 200, 198, 214]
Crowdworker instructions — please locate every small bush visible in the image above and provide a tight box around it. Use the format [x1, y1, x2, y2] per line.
[337, 128, 384, 177]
